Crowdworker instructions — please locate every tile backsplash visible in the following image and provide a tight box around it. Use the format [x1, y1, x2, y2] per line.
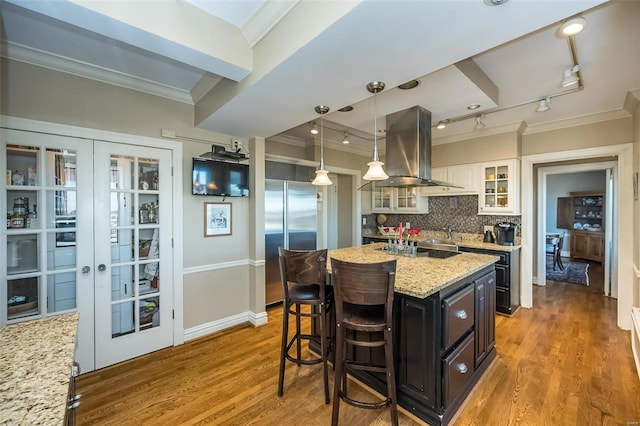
[362, 195, 521, 236]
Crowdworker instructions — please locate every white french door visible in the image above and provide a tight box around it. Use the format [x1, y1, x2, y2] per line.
[93, 142, 173, 369]
[2, 128, 175, 372]
[2, 129, 94, 370]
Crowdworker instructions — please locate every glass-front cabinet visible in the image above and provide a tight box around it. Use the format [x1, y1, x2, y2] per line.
[478, 159, 520, 215]
[371, 185, 428, 213]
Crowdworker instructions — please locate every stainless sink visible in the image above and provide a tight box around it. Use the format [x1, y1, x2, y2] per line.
[417, 238, 458, 252]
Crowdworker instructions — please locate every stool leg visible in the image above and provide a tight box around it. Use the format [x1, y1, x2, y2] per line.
[320, 303, 330, 404]
[557, 250, 564, 270]
[384, 328, 398, 426]
[296, 303, 302, 363]
[278, 301, 290, 397]
[331, 324, 344, 425]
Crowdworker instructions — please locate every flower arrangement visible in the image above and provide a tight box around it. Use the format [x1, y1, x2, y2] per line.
[407, 228, 422, 244]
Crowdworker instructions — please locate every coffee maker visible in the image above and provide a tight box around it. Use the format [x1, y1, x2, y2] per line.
[494, 222, 517, 246]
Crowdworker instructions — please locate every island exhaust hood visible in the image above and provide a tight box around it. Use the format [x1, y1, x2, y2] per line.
[358, 105, 458, 190]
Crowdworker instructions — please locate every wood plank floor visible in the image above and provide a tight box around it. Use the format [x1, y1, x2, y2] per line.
[77, 264, 639, 425]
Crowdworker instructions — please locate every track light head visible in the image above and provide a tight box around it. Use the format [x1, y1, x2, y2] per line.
[474, 115, 485, 130]
[310, 123, 319, 135]
[342, 132, 350, 144]
[557, 16, 587, 38]
[536, 97, 551, 112]
[561, 65, 580, 87]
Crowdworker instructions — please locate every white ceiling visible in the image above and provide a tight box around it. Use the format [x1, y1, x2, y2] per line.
[1, 0, 638, 155]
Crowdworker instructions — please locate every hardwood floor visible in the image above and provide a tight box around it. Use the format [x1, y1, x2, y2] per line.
[77, 268, 639, 425]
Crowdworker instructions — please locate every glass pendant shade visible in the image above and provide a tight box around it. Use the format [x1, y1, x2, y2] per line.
[312, 169, 332, 185]
[363, 160, 388, 180]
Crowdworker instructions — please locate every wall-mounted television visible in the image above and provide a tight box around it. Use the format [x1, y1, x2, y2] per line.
[192, 158, 249, 197]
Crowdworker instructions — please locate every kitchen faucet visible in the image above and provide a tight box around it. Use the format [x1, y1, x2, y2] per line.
[444, 226, 454, 241]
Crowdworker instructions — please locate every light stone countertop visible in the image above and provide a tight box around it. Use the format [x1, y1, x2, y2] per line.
[328, 243, 498, 299]
[0, 312, 78, 426]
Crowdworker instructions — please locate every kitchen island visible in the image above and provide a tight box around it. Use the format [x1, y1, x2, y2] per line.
[319, 244, 498, 426]
[0, 312, 78, 425]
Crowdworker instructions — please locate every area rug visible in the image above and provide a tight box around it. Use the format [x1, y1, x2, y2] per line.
[546, 258, 589, 285]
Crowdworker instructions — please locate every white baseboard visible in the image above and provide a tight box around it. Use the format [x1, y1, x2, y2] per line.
[632, 307, 640, 381]
[184, 310, 268, 341]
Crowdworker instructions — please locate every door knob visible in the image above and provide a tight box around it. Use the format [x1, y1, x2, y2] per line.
[81, 266, 91, 274]
[97, 264, 106, 271]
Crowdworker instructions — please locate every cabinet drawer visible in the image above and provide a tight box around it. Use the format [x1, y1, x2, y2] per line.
[442, 285, 474, 349]
[442, 333, 475, 408]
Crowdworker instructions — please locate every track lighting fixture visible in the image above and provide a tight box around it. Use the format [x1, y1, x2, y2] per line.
[363, 81, 389, 181]
[558, 16, 587, 37]
[342, 132, 350, 144]
[311, 106, 332, 186]
[474, 115, 486, 130]
[536, 97, 551, 112]
[310, 123, 319, 135]
[561, 65, 580, 87]
[436, 121, 447, 129]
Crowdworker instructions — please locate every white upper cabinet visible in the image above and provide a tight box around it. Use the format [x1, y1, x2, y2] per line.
[478, 159, 520, 215]
[423, 164, 479, 196]
[371, 186, 429, 214]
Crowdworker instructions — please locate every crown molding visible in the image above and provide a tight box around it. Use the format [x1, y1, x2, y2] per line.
[1, 41, 194, 105]
[433, 121, 525, 145]
[523, 109, 631, 135]
[242, 0, 299, 48]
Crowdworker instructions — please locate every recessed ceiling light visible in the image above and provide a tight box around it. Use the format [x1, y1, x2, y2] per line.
[467, 104, 481, 110]
[338, 106, 354, 112]
[397, 80, 420, 90]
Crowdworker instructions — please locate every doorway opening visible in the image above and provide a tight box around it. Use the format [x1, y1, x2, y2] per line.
[537, 161, 616, 296]
[521, 143, 633, 331]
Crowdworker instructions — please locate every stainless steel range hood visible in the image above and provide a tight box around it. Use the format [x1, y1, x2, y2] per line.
[358, 106, 458, 190]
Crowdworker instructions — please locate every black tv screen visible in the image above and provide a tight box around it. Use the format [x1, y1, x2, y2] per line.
[192, 158, 249, 196]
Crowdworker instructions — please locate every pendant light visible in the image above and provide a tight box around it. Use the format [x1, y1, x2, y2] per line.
[311, 105, 332, 186]
[363, 81, 388, 181]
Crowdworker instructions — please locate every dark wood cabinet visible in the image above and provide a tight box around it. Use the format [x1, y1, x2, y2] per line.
[314, 265, 497, 425]
[557, 192, 604, 263]
[474, 271, 496, 366]
[458, 247, 519, 316]
[556, 197, 573, 229]
[570, 230, 604, 262]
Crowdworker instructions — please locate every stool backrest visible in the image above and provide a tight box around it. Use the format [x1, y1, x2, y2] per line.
[278, 248, 328, 297]
[330, 258, 396, 322]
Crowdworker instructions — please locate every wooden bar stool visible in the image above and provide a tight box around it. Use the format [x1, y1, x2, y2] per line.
[277, 248, 332, 404]
[330, 258, 398, 426]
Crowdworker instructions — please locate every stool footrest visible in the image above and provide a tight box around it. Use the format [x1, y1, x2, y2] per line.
[339, 392, 390, 410]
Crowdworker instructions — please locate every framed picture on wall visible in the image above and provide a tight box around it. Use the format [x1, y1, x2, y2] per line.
[204, 202, 232, 237]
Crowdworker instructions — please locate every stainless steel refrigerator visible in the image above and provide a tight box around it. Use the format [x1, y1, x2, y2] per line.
[265, 180, 317, 305]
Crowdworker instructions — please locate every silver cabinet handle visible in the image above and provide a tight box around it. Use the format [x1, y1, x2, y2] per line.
[81, 266, 90, 274]
[98, 264, 106, 271]
[68, 401, 81, 410]
[456, 363, 468, 374]
[455, 310, 467, 320]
